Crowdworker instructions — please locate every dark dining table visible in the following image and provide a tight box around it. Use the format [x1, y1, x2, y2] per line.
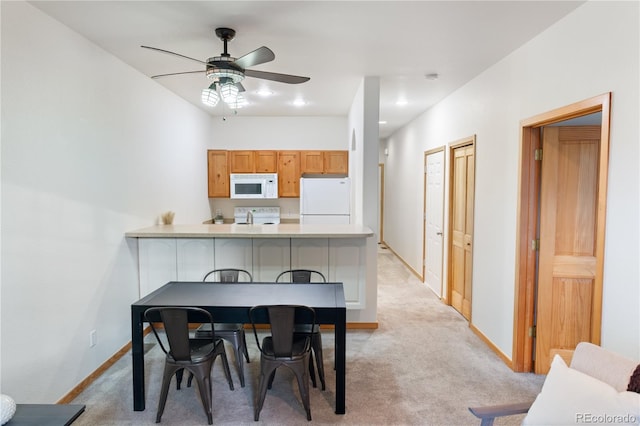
[131, 281, 347, 414]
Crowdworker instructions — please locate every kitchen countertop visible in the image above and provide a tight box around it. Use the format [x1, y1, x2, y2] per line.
[125, 223, 375, 239]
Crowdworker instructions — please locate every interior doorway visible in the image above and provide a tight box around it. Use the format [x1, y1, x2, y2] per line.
[423, 148, 445, 297]
[512, 93, 611, 373]
[448, 136, 476, 320]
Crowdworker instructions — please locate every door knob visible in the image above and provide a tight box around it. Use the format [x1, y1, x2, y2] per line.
[436, 232, 443, 236]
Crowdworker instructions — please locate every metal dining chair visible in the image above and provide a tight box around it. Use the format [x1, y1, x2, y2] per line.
[144, 306, 234, 424]
[192, 268, 252, 387]
[250, 304, 315, 421]
[275, 269, 327, 390]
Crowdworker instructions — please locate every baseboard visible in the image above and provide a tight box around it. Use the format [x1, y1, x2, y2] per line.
[58, 320, 378, 403]
[381, 241, 423, 281]
[469, 322, 514, 369]
[57, 326, 152, 404]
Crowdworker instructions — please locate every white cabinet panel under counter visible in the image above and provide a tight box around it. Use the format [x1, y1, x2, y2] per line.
[329, 238, 366, 309]
[176, 238, 214, 281]
[138, 238, 177, 297]
[126, 223, 376, 324]
[214, 238, 253, 274]
[291, 238, 329, 280]
[252, 238, 291, 282]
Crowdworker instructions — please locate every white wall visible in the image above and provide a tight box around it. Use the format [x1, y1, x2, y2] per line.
[0, 2, 214, 402]
[384, 1, 639, 359]
[346, 77, 380, 323]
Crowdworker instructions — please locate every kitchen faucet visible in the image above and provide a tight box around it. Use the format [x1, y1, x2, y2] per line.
[247, 210, 254, 224]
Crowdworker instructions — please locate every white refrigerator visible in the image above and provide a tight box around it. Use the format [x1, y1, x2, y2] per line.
[299, 177, 351, 224]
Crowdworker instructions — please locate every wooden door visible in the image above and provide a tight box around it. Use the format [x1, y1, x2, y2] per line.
[535, 126, 601, 373]
[424, 149, 445, 297]
[450, 143, 474, 319]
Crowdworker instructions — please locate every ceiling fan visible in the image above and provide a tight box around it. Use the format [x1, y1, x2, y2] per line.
[142, 28, 310, 107]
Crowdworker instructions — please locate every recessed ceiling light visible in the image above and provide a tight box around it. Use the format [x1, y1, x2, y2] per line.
[396, 99, 408, 106]
[256, 88, 274, 97]
[293, 98, 307, 107]
[425, 73, 439, 80]
[379, 120, 387, 125]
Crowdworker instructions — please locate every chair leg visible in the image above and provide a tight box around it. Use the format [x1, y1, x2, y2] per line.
[308, 355, 317, 388]
[294, 356, 312, 421]
[267, 369, 276, 389]
[217, 349, 235, 391]
[156, 363, 178, 423]
[187, 372, 193, 388]
[255, 363, 277, 421]
[242, 331, 251, 363]
[175, 368, 184, 390]
[229, 334, 246, 387]
[193, 370, 214, 425]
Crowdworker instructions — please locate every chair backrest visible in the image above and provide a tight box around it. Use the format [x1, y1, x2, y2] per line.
[203, 268, 253, 282]
[275, 269, 326, 283]
[249, 305, 315, 357]
[145, 306, 214, 361]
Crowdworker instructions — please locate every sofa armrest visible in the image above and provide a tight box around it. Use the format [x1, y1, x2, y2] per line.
[468, 400, 533, 426]
[570, 342, 637, 392]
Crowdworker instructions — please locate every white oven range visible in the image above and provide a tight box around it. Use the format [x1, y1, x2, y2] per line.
[233, 207, 281, 225]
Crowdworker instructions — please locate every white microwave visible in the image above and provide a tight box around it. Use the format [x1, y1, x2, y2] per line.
[230, 173, 278, 199]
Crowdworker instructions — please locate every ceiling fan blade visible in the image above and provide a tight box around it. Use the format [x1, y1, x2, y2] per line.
[141, 45, 206, 66]
[234, 46, 275, 69]
[245, 69, 310, 84]
[151, 70, 205, 79]
[236, 82, 246, 92]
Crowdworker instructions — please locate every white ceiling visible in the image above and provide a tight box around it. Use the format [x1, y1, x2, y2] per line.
[29, 1, 583, 139]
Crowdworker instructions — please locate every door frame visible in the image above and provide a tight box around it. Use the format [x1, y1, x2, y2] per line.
[447, 135, 476, 311]
[423, 146, 446, 294]
[379, 163, 385, 244]
[512, 93, 611, 372]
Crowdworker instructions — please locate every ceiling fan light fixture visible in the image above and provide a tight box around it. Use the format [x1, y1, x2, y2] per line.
[201, 84, 220, 107]
[205, 58, 244, 83]
[220, 82, 240, 103]
[227, 93, 248, 110]
[144, 28, 310, 112]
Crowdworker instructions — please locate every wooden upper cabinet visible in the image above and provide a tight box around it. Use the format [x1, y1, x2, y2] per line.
[254, 151, 277, 173]
[208, 149, 345, 198]
[207, 150, 229, 198]
[229, 150, 277, 173]
[300, 150, 348, 174]
[277, 151, 300, 198]
[324, 150, 348, 174]
[229, 150, 255, 173]
[300, 151, 325, 174]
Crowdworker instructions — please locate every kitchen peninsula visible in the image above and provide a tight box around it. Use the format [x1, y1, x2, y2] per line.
[125, 223, 375, 323]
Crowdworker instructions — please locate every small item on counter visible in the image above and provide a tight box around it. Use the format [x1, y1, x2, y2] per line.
[214, 209, 224, 224]
[160, 211, 175, 225]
